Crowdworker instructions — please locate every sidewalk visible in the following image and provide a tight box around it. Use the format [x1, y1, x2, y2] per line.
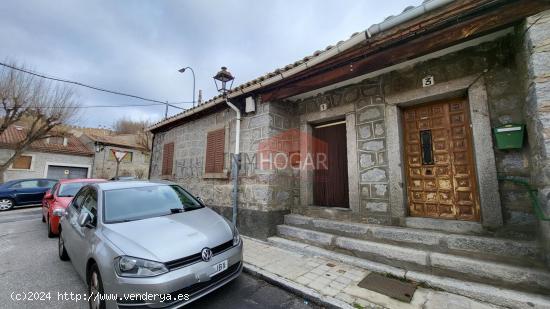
[241, 236, 500, 309]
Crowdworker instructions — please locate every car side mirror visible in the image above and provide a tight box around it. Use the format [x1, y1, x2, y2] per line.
[77, 212, 94, 228]
[44, 192, 53, 199]
[53, 208, 66, 217]
[196, 196, 205, 204]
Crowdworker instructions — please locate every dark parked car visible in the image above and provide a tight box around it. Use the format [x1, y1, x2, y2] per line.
[0, 178, 57, 211]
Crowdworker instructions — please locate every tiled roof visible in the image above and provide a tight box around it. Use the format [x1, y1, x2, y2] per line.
[85, 133, 148, 151]
[148, 0, 450, 132]
[0, 126, 93, 156]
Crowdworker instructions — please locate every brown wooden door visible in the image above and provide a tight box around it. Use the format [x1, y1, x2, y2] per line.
[313, 122, 349, 208]
[403, 98, 480, 221]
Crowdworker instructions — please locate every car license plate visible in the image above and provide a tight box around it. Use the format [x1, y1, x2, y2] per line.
[211, 260, 228, 276]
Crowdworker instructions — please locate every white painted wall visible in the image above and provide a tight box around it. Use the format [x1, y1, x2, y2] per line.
[0, 149, 93, 182]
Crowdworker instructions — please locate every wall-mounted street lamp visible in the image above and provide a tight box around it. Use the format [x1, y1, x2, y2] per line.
[213, 66, 234, 95]
[213, 66, 239, 226]
[178, 66, 196, 107]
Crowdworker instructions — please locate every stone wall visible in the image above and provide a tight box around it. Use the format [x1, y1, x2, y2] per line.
[382, 33, 533, 231]
[294, 81, 392, 224]
[355, 84, 391, 224]
[521, 9, 550, 265]
[91, 145, 150, 179]
[151, 27, 539, 240]
[288, 32, 533, 230]
[150, 102, 295, 239]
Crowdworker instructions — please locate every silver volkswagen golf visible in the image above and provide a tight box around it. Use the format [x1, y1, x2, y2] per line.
[57, 181, 242, 309]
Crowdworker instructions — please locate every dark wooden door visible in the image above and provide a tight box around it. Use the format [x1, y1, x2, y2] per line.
[313, 122, 349, 208]
[403, 98, 480, 221]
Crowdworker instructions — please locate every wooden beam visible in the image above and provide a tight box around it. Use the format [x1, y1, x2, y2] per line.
[284, 0, 490, 78]
[259, 0, 550, 102]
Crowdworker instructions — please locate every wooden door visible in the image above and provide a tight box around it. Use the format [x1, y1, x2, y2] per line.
[403, 98, 480, 221]
[313, 122, 349, 208]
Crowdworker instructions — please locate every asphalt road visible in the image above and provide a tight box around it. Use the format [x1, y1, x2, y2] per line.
[0, 207, 320, 309]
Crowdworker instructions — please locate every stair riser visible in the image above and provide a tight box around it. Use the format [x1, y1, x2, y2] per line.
[276, 225, 550, 294]
[268, 236, 550, 309]
[284, 215, 541, 261]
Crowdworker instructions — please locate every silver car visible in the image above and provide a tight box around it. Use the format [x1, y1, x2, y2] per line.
[57, 181, 242, 309]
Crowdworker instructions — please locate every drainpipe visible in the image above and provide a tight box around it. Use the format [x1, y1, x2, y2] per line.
[225, 99, 241, 226]
[148, 133, 156, 180]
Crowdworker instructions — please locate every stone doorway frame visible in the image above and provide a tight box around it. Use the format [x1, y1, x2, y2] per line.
[298, 103, 360, 215]
[385, 75, 503, 229]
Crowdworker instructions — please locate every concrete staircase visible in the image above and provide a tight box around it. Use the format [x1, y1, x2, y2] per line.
[268, 214, 550, 308]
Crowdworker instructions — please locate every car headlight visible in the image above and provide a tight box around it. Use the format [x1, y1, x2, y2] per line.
[233, 227, 241, 246]
[114, 256, 168, 277]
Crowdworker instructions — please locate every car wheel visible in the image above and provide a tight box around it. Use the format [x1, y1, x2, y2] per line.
[88, 265, 106, 309]
[47, 216, 55, 238]
[58, 231, 69, 261]
[0, 198, 14, 211]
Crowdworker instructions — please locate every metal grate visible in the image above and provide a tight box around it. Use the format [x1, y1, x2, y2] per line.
[357, 273, 417, 303]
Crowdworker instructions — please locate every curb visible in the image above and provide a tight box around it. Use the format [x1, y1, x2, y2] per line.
[243, 263, 362, 309]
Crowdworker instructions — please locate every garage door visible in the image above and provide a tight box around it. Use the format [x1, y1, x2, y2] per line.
[47, 165, 89, 179]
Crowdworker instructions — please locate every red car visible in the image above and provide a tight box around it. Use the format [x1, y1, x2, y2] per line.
[42, 178, 106, 237]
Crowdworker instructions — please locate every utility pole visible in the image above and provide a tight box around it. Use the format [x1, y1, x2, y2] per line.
[164, 101, 168, 119]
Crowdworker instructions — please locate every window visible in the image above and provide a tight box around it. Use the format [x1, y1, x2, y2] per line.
[37, 179, 57, 188]
[162, 143, 174, 176]
[12, 155, 32, 170]
[52, 183, 60, 196]
[103, 185, 203, 223]
[48, 136, 65, 145]
[420, 130, 434, 165]
[108, 150, 133, 162]
[72, 188, 89, 211]
[205, 129, 225, 174]
[81, 189, 98, 226]
[58, 182, 89, 197]
[11, 180, 39, 189]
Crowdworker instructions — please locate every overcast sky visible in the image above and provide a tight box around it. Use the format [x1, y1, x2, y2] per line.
[0, 0, 421, 128]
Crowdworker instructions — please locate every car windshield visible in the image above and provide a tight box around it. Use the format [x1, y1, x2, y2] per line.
[58, 182, 88, 197]
[104, 185, 204, 223]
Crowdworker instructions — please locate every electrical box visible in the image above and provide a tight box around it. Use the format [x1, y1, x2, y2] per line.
[245, 96, 256, 113]
[493, 124, 525, 150]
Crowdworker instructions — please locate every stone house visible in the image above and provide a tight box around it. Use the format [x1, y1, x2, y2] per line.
[79, 133, 150, 179]
[149, 1, 550, 306]
[0, 125, 94, 181]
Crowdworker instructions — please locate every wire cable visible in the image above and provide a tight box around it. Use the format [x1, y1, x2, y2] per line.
[0, 61, 188, 110]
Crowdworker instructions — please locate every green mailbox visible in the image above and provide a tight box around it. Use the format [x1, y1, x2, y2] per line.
[493, 124, 525, 150]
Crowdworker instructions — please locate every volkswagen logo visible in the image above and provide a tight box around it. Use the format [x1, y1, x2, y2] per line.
[201, 248, 213, 262]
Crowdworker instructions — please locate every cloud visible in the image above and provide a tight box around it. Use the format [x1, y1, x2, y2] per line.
[0, 0, 422, 127]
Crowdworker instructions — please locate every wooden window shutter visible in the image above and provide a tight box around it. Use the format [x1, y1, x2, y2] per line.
[13, 155, 32, 169]
[162, 143, 174, 176]
[205, 129, 225, 173]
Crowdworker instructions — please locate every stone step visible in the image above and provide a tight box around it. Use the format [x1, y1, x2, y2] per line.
[276, 224, 550, 294]
[283, 214, 542, 264]
[267, 236, 550, 309]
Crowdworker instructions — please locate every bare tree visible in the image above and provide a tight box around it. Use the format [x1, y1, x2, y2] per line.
[0, 61, 37, 136]
[113, 117, 152, 151]
[0, 62, 79, 182]
[113, 118, 151, 134]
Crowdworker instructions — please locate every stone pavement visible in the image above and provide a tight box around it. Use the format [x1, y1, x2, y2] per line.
[242, 236, 501, 309]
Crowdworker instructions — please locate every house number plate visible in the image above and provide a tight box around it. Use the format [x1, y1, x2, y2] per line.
[422, 75, 435, 87]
